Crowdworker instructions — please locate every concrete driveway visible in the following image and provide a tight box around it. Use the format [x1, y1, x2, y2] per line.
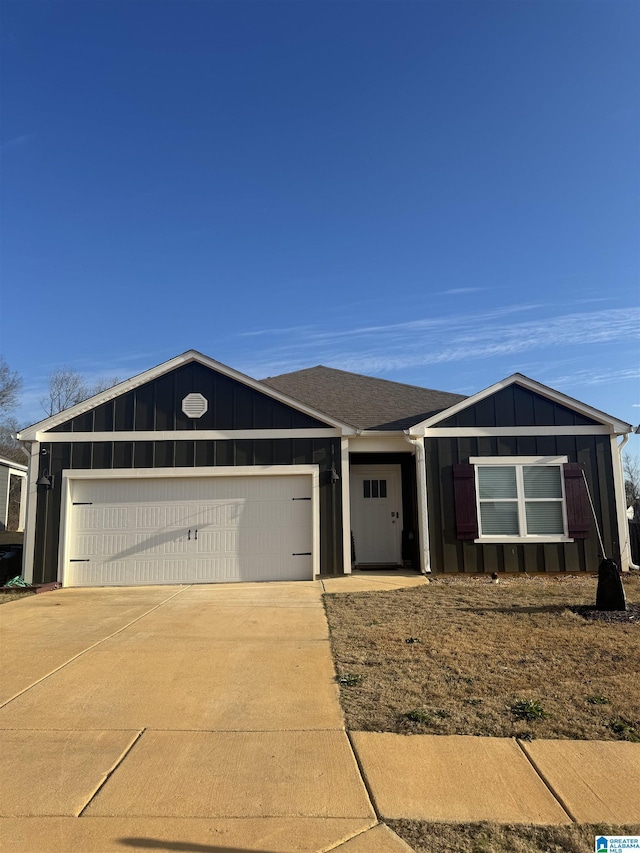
[0, 583, 408, 853]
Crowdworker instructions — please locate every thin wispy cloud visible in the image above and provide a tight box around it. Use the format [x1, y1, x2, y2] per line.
[1, 132, 36, 150]
[441, 287, 486, 295]
[545, 367, 640, 387]
[241, 305, 640, 380]
[240, 325, 316, 338]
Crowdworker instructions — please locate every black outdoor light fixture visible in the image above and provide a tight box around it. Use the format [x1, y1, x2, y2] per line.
[36, 469, 53, 489]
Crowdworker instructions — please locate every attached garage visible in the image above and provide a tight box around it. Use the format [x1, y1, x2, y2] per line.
[61, 469, 318, 587]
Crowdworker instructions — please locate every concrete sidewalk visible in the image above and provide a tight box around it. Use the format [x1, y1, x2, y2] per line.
[1, 577, 639, 852]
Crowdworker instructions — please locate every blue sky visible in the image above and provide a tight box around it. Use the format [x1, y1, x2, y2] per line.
[1, 0, 639, 446]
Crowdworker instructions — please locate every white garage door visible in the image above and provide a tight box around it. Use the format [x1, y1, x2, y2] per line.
[65, 475, 313, 587]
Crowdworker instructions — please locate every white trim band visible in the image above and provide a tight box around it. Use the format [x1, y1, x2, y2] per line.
[37, 428, 342, 443]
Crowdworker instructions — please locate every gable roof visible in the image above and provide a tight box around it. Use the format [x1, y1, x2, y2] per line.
[410, 373, 632, 434]
[17, 351, 353, 441]
[261, 366, 467, 431]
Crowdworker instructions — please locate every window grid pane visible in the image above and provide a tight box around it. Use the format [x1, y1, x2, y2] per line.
[525, 501, 564, 534]
[479, 502, 520, 535]
[478, 466, 518, 499]
[523, 466, 562, 499]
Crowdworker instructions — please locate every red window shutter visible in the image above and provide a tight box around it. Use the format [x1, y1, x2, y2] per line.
[453, 463, 478, 540]
[563, 463, 591, 539]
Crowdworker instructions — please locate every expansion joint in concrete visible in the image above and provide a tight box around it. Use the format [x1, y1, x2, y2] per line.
[77, 729, 146, 817]
[515, 738, 577, 823]
[346, 730, 379, 821]
[321, 820, 381, 851]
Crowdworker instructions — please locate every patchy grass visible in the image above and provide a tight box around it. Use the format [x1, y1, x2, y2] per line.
[324, 574, 640, 741]
[388, 820, 640, 853]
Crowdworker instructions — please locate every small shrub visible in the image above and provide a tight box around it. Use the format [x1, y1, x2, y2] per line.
[338, 673, 364, 687]
[518, 730, 536, 742]
[586, 695, 611, 705]
[404, 708, 431, 724]
[609, 717, 640, 742]
[405, 637, 421, 644]
[510, 699, 548, 721]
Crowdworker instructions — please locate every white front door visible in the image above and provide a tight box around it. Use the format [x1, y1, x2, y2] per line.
[350, 464, 402, 565]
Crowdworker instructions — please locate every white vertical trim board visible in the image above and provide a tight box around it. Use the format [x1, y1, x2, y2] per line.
[341, 438, 352, 574]
[612, 435, 632, 572]
[21, 443, 40, 584]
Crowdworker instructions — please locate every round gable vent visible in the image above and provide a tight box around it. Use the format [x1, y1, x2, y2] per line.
[182, 393, 208, 419]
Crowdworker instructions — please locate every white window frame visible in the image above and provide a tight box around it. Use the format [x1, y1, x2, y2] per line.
[469, 455, 572, 544]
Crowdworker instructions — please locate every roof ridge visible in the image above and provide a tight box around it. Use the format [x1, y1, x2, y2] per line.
[263, 364, 465, 399]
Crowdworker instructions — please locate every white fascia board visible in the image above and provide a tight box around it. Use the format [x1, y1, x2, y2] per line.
[0, 457, 28, 472]
[469, 455, 569, 465]
[18, 350, 355, 440]
[36, 428, 342, 443]
[416, 425, 613, 438]
[62, 464, 319, 481]
[410, 374, 632, 435]
[348, 433, 414, 453]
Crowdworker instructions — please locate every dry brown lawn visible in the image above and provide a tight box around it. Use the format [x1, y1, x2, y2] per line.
[387, 820, 640, 853]
[324, 574, 640, 741]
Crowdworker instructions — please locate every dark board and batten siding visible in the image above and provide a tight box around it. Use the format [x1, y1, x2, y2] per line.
[426, 434, 618, 574]
[50, 361, 328, 433]
[437, 385, 601, 428]
[34, 362, 342, 585]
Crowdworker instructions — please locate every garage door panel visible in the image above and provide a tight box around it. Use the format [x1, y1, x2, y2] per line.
[66, 475, 314, 587]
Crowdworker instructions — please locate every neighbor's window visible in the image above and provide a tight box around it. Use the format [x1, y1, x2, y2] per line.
[473, 458, 567, 540]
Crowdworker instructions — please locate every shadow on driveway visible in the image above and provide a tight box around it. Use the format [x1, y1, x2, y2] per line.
[119, 840, 279, 853]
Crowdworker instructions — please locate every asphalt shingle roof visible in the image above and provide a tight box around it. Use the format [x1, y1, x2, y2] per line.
[261, 366, 467, 431]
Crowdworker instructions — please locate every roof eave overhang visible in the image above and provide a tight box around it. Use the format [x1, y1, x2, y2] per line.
[17, 350, 356, 442]
[405, 374, 632, 437]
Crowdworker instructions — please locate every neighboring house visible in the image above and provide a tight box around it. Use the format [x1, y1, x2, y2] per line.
[17, 350, 633, 587]
[0, 456, 27, 533]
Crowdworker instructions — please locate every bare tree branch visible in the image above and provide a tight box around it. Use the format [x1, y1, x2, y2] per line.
[39, 368, 121, 416]
[0, 357, 22, 415]
[624, 453, 640, 516]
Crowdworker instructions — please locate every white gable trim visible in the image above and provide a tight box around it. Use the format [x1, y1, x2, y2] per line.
[18, 350, 355, 440]
[410, 374, 631, 435]
[0, 457, 28, 473]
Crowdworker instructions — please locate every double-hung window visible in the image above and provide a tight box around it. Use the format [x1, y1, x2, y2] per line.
[470, 456, 570, 542]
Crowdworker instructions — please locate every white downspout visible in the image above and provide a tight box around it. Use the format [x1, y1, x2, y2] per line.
[404, 433, 431, 574]
[617, 432, 639, 571]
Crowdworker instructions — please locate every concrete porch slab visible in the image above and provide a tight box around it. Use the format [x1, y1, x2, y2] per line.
[521, 739, 640, 824]
[0, 816, 378, 852]
[84, 730, 375, 819]
[0, 730, 140, 816]
[0, 639, 343, 731]
[350, 732, 571, 824]
[322, 572, 429, 594]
